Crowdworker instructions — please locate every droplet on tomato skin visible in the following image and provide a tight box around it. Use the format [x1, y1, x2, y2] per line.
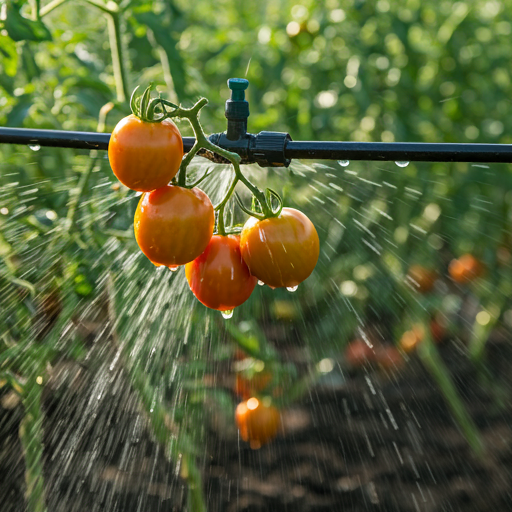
[258, 280, 265, 286]
[338, 160, 350, 167]
[168, 266, 179, 272]
[395, 161, 410, 168]
[286, 285, 298, 292]
[221, 309, 234, 319]
[29, 144, 41, 151]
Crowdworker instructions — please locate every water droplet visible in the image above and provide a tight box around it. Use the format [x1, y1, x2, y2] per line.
[338, 160, 350, 167]
[286, 285, 298, 292]
[258, 280, 265, 286]
[29, 144, 40, 151]
[169, 266, 179, 272]
[395, 161, 409, 168]
[221, 309, 234, 319]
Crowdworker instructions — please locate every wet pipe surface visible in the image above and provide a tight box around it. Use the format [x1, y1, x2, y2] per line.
[1, 126, 512, 163]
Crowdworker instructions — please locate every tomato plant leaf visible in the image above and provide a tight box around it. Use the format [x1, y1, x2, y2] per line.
[3, 2, 52, 42]
[0, 35, 18, 77]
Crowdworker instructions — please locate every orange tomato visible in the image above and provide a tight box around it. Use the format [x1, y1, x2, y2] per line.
[344, 339, 375, 367]
[108, 115, 183, 192]
[400, 325, 424, 353]
[400, 319, 445, 353]
[449, 254, 483, 283]
[407, 265, 437, 293]
[235, 398, 280, 449]
[185, 235, 257, 311]
[134, 185, 214, 266]
[240, 208, 319, 289]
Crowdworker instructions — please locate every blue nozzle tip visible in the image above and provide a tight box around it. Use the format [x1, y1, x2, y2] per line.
[227, 78, 249, 101]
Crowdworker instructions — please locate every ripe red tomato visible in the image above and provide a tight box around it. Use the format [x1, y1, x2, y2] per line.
[235, 398, 280, 449]
[240, 208, 319, 289]
[108, 115, 183, 192]
[407, 265, 437, 293]
[449, 254, 483, 283]
[185, 235, 257, 311]
[344, 339, 375, 367]
[134, 185, 214, 266]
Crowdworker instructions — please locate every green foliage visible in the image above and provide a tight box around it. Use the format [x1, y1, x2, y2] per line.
[2, 1, 512, 511]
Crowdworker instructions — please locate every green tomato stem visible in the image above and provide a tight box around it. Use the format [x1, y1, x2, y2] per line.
[216, 204, 226, 236]
[416, 318, 485, 458]
[106, 12, 129, 103]
[135, 93, 276, 222]
[84, 0, 120, 14]
[213, 174, 238, 211]
[39, 0, 69, 17]
[20, 376, 47, 512]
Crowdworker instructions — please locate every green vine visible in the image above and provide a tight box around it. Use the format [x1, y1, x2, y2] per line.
[129, 86, 283, 235]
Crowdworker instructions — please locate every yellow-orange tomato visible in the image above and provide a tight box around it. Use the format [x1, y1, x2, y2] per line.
[235, 371, 272, 399]
[240, 208, 319, 289]
[449, 254, 483, 283]
[185, 235, 257, 311]
[235, 398, 280, 449]
[400, 319, 445, 353]
[108, 115, 183, 192]
[134, 185, 214, 266]
[400, 325, 424, 353]
[407, 265, 437, 293]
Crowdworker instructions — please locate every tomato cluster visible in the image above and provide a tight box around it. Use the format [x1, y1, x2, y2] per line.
[448, 254, 484, 283]
[109, 102, 320, 315]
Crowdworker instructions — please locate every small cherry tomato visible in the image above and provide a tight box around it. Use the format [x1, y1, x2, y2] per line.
[407, 265, 437, 293]
[185, 235, 257, 311]
[344, 339, 375, 367]
[449, 254, 483, 283]
[235, 397, 280, 449]
[235, 371, 272, 399]
[134, 185, 214, 266]
[108, 115, 183, 192]
[240, 208, 319, 289]
[400, 325, 424, 353]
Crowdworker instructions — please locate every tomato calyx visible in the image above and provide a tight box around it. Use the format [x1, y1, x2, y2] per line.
[234, 187, 283, 221]
[129, 84, 179, 123]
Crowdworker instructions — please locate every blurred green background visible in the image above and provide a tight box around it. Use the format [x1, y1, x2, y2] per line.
[2, 2, 512, 511]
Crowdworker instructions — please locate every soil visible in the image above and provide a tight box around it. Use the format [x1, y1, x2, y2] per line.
[1, 333, 512, 512]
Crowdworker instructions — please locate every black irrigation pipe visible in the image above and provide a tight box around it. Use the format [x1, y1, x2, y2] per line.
[1, 126, 512, 164]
